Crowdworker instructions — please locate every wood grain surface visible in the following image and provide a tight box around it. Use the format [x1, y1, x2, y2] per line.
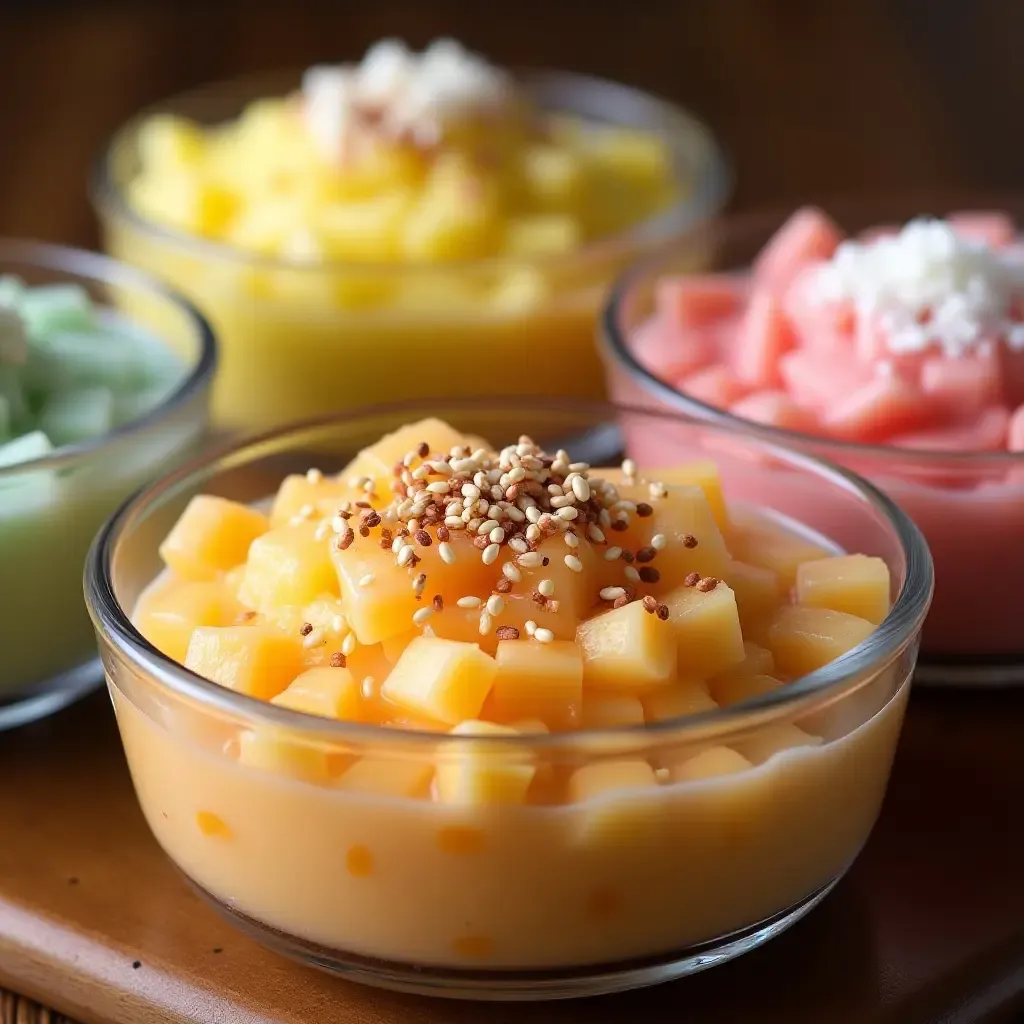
[1, 1, 1024, 1022]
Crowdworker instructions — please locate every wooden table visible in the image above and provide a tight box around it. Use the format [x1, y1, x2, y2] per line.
[1, 1, 1024, 1020]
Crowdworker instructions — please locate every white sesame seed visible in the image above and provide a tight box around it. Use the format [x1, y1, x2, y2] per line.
[525, 619, 537, 637]
[505, 507, 526, 523]
[649, 481, 668, 500]
[479, 611, 494, 635]
[392, 535, 405, 554]
[331, 614, 345, 632]
[557, 506, 579, 521]
[538, 579, 555, 597]
[412, 575, 427, 597]
[502, 562, 523, 583]
[613, 500, 638, 514]
[462, 483, 481, 501]
[587, 524, 606, 544]
[486, 594, 505, 616]
[413, 607, 434, 626]
[571, 477, 591, 502]
[439, 541, 456, 565]
[476, 518, 498, 535]
[302, 627, 325, 649]
[604, 546, 623, 561]
[624, 566, 641, 583]
[549, 493, 574, 509]
[600, 586, 626, 601]
[651, 533, 667, 550]
[564, 554, 583, 573]
[509, 537, 529, 554]
[361, 479, 376, 494]
[525, 506, 542, 524]
[457, 596, 482, 609]
[429, 461, 453, 477]
[408, 519, 419, 534]
[358, 573, 375, 587]
[621, 458, 637, 479]
[410, 501, 428, 517]
[361, 676, 376, 699]
[547, 483, 564, 497]
[342, 633, 357, 657]
[426, 481, 451, 494]
[306, 468, 323, 484]
[332, 515, 351, 535]
[402, 450, 418, 468]
[507, 466, 526, 483]
[314, 521, 330, 542]
[482, 543, 500, 565]
[412, 464, 431, 480]
[444, 516, 465, 529]
[564, 532, 579, 548]
[599, 509, 612, 528]
[534, 627, 555, 644]
[525, 524, 542, 542]
[397, 545, 416, 567]
[517, 552, 543, 568]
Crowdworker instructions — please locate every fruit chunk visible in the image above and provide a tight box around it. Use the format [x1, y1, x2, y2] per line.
[336, 757, 434, 798]
[159, 496, 269, 581]
[576, 599, 677, 690]
[920, 353, 1001, 418]
[381, 637, 497, 726]
[724, 561, 783, 631]
[641, 680, 717, 723]
[767, 605, 876, 677]
[656, 273, 746, 329]
[728, 512, 832, 589]
[184, 625, 305, 700]
[661, 582, 745, 679]
[580, 694, 645, 729]
[637, 460, 730, 535]
[435, 720, 535, 805]
[710, 641, 775, 687]
[733, 289, 794, 388]
[679, 364, 749, 407]
[488, 639, 582, 730]
[822, 376, 935, 442]
[271, 667, 360, 720]
[796, 554, 891, 625]
[670, 746, 753, 782]
[238, 520, 339, 611]
[729, 389, 816, 432]
[710, 673, 782, 707]
[270, 473, 359, 527]
[735, 723, 822, 765]
[753, 207, 842, 290]
[238, 727, 340, 782]
[567, 760, 660, 844]
[133, 578, 243, 664]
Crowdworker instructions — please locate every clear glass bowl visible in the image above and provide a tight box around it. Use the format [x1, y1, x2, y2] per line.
[0, 240, 215, 731]
[85, 398, 931, 1000]
[600, 196, 1024, 686]
[92, 69, 729, 435]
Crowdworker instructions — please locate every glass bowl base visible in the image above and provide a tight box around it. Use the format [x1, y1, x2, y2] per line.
[189, 874, 842, 1001]
[0, 658, 104, 732]
[916, 653, 1024, 687]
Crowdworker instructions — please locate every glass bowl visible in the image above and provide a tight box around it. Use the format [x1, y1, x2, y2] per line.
[92, 69, 730, 436]
[85, 398, 931, 1000]
[600, 196, 1024, 686]
[0, 240, 215, 731]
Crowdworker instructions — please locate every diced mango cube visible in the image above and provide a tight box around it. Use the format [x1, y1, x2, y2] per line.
[735, 723, 822, 765]
[662, 582, 745, 679]
[133, 578, 242, 664]
[580, 694, 645, 729]
[724, 560, 783, 631]
[238, 726, 340, 782]
[159, 495, 269, 581]
[767, 605, 876, 677]
[642, 460, 730, 534]
[237, 520, 339, 612]
[336, 757, 434, 798]
[670, 746, 753, 783]
[380, 637, 497, 726]
[271, 667, 360, 720]
[587, 128, 672, 186]
[137, 114, 206, 170]
[641, 680, 717, 723]
[710, 673, 783, 707]
[184, 625, 305, 700]
[710, 641, 775, 687]
[521, 145, 584, 207]
[728, 512, 833, 589]
[795, 554, 891, 625]
[269, 473, 360, 528]
[576, 599, 677, 690]
[489, 639, 582, 730]
[504, 214, 581, 257]
[402, 188, 501, 261]
[567, 759, 660, 845]
[435, 721, 535, 805]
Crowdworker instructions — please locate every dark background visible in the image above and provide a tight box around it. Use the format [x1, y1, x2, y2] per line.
[0, 0, 1022, 249]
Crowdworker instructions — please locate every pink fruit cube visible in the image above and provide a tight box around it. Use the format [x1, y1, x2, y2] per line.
[784, 274, 857, 353]
[777, 348, 871, 411]
[677, 364, 749, 408]
[631, 317, 713, 381]
[947, 211, 1015, 248]
[729, 390, 818, 433]
[753, 207, 843, 290]
[892, 405, 1010, 452]
[822, 375, 935, 442]
[732, 288, 795, 388]
[920, 352, 1002, 416]
[656, 273, 747, 328]
[1006, 403, 1024, 451]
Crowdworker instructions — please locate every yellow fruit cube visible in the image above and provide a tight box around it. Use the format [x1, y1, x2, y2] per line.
[238, 727, 339, 782]
[137, 115, 206, 170]
[133, 578, 242, 664]
[643, 460, 730, 535]
[576, 599, 677, 690]
[271, 667, 360, 720]
[489, 639, 583, 730]
[662, 582, 745, 679]
[567, 760, 660, 845]
[735, 723, 822, 765]
[316, 192, 413, 262]
[159, 495, 269, 582]
[381, 637, 497, 726]
[129, 173, 239, 238]
[796, 554, 891, 625]
[710, 673, 782, 707]
[504, 214, 581, 257]
[728, 512, 833, 589]
[670, 746, 753, 783]
[237, 520, 338, 612]
[710, 641, 775, 686]
[521, 145, 585, 207]
[402, 164, 501, 261]
[580, 694, 645, 729]
[724, 560, 783, 632]
[588, 128, 673, 186]
[335, 757, 434, 798]
[641, 681, 717, 723]
[381, 628, 419, 665]
[435, 721, 535, 806]
[184, 625, 305, 700]
[269, 473, 360, 528]
[767, 605, 876, 677]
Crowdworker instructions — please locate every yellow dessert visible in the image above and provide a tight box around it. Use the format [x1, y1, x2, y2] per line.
[117, 416, 912, 976]
[97, 40, 725, 432]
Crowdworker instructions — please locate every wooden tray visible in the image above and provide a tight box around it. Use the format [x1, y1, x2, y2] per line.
[0, 686, 1021, 1024]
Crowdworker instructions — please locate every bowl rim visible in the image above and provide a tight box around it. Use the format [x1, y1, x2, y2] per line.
[84, 395, 933, 751]
[90, 65, 732, 276]
[600, 199, 1024, 466]
[0, 238, 217, 479]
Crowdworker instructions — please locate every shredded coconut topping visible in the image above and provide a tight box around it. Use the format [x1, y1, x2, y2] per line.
[302, 38, 519, 158]
[808, 217, 1024, 357]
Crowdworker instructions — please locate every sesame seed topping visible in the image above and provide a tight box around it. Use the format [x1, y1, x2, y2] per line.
[314, 521, 330, 542]
[649, 481, 668, 500]
[482, 543, 500, 565]
[525, 619, 537, 636]
[299, 622, 314, 636]
[495, 625, 520, 640]
[564, 554, 583, 573]
[397, 545, 417, 567]
[696, 577, 719, 593]
[486, 594, 505, 616]
[624, 565, 641, 583]
[489, 526, 506, 544]
[636, 546, 657, 563]
[604, 546, 623, 561]
[534, 627, 555, 644]
[538, 579, 555, 597]
[412, 573, 427, 598]
[330, 652, 346, 668]
[433, 594, 444, 613]
[657, 604, 670, 621]
[478, 611, 494, 635]
[636, 502, 654, 518]
[495, 577, 513, 593]
[571, 477, 591, 502]
[358, 573, 375, 587]
[564, 532, 579, 549]
[436, 525, 450, 542]
[557, 506, 579, 521]
[638, 566, 660, 584]
[684, 572, 701, 587]
[306, 468, 323, 484]
[587, 524, 606, 544]
[457, 596, 482, 609]
[612, 595, 630, 609]
[651, 534, 668, 550]
[414, 529, 432, 546]
[642, 595, 660, 614]
[682, 534, 698, 549]
[413, 606, 434, 626]
[438, 541, 456, 565]
[621, 458, 637, 479]
[600, 586, 626, 601]
[342, 633, 357, 656]
[302, 627, 325, 649]
[502, 561, 523, 583]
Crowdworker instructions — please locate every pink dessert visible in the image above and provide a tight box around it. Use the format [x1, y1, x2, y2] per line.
[615, 207, 1024, 679]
